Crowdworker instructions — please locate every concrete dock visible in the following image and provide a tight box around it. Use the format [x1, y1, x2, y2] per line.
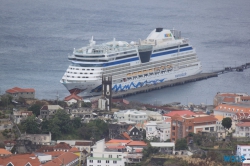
[111, 62, 250, 98]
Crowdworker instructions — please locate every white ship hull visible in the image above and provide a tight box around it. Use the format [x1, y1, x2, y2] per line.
[61, 64, 202, 97]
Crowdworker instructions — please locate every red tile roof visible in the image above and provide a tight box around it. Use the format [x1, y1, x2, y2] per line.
[54, 142, 72, 150]
[44, 151, 65, 157]
[43, 152, 79, 166]
[69, 147, 80, 152]
[64, 94, 82, 101]
[75, 141, 92, 146]
[121, 132, 131, 140]
[127, 125, 133, 131]
[36, 145, 54, 153]
[6, 87, 35, 93]
[223, 97, 235, 102]
[0, 153, 40, 166]
[126, 141, 147, 146]
[241, 96, 250, 100]
[106, 139, 132, 144]
[163, 110, 196, 117]
[236, 122, 250, 127]
[0, 148, 12, 155]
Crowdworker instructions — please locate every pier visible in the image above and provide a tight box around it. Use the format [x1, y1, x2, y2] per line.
[111, 62, 250, 98]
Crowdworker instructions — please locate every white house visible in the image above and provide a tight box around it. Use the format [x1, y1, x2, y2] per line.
[145, 121, 171, 141]
[114, 110, 147, 123]
[87, 139, 126, 166]
[233, 122, 250, 137]
[236, 145, 250, 160]
[57, 140, 92, 153]
[64, 94, 83, 106]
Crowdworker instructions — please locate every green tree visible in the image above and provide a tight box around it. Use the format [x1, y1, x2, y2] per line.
[175, 138, 188, 150]
[0, 95, 13, 108]
[28, 103, 43, 117]
[20, 115, 40, 134]
[222, 117, 232, 130]
[72, 117, 82, 128]
[79, 119, 109, 141]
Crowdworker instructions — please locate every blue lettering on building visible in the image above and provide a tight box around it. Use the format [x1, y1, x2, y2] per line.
[223, 155, 246, 162]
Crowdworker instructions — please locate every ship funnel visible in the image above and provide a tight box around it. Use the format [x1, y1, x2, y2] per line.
[89, 36, 96, 46]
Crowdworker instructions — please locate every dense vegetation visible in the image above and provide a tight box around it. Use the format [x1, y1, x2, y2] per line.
[18, 110, 109, 140]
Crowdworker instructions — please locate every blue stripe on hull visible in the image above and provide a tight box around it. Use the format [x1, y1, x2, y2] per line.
[112, 79, 165, 91]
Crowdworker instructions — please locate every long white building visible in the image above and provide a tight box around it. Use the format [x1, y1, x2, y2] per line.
[87, 139, 126, 166]
[113, 109, 148, 123]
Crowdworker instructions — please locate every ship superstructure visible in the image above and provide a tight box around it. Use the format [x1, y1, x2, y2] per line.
[60, 28, 202, 96]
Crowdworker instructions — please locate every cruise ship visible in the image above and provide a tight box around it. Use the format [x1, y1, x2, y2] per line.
[60, 28, 202, 96]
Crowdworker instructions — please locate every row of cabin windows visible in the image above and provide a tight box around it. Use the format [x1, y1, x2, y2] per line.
[67, 76, 89, 78]
[68, 72, 94, 75]
[70, 68, 95, 71]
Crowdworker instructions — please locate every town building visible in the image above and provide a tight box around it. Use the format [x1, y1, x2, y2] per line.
[0, 153, 40, 166]
[4, 141, 16, 152]
[53, 142, 72, 152]
[0, 148, 12, 157]
[12, 110, 33, 124]
[20, 132, 52, 145]
[170, 114, 217, 142]
[145, 121, 171, 141]
[236, 145, 250, 160]
[5, 87, 35, 99]
[233, 122, 250, 137]
[57, 140, 92, 152]
[87, 139, 126, 166]
[40, 105, 64, 120]
[105, 139, 146, 164]
[233, 112, 250, 122]
[43, 151, 79, 166]
[140, 110, 162, 121]
[213, 103, 250, 119]
[113, 109, 148, 123]
[109, 122, 135, 139]
[150, 142, 175, 154]
[64, 94, 83, 106]
[163, 110, 196, 120]
[214, 92, 249, 106]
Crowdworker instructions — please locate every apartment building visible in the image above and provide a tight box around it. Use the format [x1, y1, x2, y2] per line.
[170, 114, 217, 142]
[233, 122, 250, 137]
[40, 105, 64, 120]
[87, 139, 126, 166]
[5, 87, 35, 99]
[213, 103, 250, 119]
[145, 121, 171, 141]
[114, 110, 148, 123]
[236, 145, 250, 160]
[213, 92, 249, 106]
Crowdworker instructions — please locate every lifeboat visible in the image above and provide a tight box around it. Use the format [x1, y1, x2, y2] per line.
[148, 68, 154, 73]
[166, 65, 173, 71]
[154, 67, 160, 73]
[143, 70, 148, 74]
[161, 66, 166, 72]
[138, 71, 143, 75]
[127, 73, 132, 77]
[132, 72, 137, 77]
